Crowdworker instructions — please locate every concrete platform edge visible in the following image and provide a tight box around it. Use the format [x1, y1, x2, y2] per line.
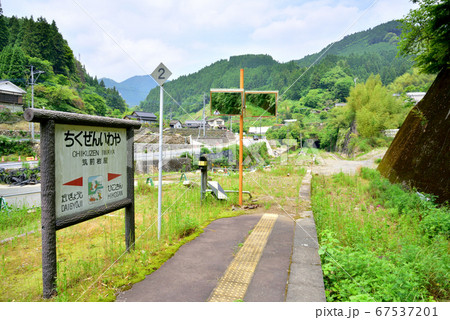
[286, 170, 326, 302]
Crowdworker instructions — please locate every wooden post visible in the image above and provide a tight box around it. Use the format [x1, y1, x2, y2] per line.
[239, 69, 244, 206]
[125, 127, 135, 251]
[41, 119, 57, 299]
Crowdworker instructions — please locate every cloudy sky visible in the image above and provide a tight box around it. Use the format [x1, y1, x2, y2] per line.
[4, 0, 416, 82]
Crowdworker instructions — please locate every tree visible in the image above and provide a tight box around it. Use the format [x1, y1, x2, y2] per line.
[0, 44, 28, 86]
[388, 68, 436, 93]
[334, 77, 354, 101]
[347, 75, 405, 138]
[398, 0, 450, 73]
[0, 16, 9, 51]
[7, 16, 20, 46]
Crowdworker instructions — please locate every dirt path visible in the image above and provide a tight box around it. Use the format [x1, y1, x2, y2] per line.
[312, 148, 387, 176]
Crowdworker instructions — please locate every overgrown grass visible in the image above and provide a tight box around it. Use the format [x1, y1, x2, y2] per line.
[312, 168, 449, 302]
[0, 162, 306, 301]
[0, 206, 41, 240]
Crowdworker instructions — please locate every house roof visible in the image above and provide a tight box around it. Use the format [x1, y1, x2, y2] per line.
[406, 92, 426, 103]
[0, 81, 26, 95]
[185, 120, 205, 124]
[133, 111, 157, 119]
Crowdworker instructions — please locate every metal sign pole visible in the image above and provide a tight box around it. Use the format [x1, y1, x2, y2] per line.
[151, 62, 171, 241]
[158, 84, 163, 240]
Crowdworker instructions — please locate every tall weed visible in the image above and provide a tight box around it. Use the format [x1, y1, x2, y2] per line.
[313, 168, 449, 301]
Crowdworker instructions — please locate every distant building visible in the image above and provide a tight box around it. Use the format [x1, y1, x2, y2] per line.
[334, 103, 347, 108]
[0, 80, 27, 112]
[184, 120, 208, 128]
[384, 129, 399, 137]
[124, 111, 157, 124]
[207, 117, 225, 129]
[283, 119, 297, 124]
[248, 126, 271, 135]
[170, 120, 182, 129]
[406, 92, 426, 103]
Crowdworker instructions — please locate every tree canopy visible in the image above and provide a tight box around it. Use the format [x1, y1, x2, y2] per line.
[398, 0, 450, 73]
[0, 15, 129, 117]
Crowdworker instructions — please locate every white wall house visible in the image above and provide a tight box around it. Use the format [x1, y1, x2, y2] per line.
[248, 126, 271, 135]
[170, 120, 182, 129]
[0, 81, 27, 112]
[207, 117, 225, 129]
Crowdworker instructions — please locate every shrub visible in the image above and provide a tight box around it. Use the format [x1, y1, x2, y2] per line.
[420, 208, 450, 239]
[0, 135, 35, 156]
[200, 147, 211, 154]
[314, 168, 449, 301]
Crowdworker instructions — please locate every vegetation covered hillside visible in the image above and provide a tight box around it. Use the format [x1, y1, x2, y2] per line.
[140, 20, 413, 119]
[0, 15, 128, 117]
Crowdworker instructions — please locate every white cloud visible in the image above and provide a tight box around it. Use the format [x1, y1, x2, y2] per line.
[3, 0, 415, 81]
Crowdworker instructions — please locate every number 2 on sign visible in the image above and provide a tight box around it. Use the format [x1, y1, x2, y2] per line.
[158, 68, 166, 80]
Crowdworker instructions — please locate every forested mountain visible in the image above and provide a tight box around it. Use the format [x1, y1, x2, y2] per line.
[140, 20, 413, 118]
[101, 75, 158, 107]
[0, 15, 128, 117]
[295, 20, 403, 67]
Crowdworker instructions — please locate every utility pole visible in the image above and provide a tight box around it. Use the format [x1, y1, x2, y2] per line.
[30, 65, 44, 140]
[202, 93, 206, 136]
[239, 69, 244, 206]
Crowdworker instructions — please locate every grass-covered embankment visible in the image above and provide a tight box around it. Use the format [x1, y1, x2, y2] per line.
[312, 168, 449, 302]
[0, 164, 306, 301]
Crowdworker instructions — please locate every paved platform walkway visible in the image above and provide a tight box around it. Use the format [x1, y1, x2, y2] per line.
[116, 171, 326, 302]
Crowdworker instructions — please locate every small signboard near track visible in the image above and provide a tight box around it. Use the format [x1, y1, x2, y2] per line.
[208, 181, 228, 200]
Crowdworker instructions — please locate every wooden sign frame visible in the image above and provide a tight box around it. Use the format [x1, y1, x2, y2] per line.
[24, 109, 141, 298]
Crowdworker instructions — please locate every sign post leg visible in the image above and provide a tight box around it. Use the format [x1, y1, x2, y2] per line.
[125, 127, 135, 251]
[41, 120, 57, 299]
[239, 69, 244, 206]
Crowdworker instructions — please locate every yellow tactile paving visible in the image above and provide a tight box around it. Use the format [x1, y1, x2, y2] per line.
[208, 214, 278, 302]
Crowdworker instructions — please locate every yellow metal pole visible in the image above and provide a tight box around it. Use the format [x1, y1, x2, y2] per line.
[239, 69, 244, 206]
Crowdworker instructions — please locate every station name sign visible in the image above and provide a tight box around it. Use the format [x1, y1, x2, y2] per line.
[55, 124, 127, 219]
[24, 108, 141, 298]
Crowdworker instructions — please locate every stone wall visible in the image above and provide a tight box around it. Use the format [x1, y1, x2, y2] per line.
[378, 68, 450, 203]
[135, 158, 192, 174]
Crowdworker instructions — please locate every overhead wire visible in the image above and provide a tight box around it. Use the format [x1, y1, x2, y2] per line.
[67, 0, 382, 301]
[70, 0, 196, 121]
[248, 0, 380, 128]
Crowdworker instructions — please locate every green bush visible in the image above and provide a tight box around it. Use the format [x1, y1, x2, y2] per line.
[319, 232, 432, 301]
[420, 208, 450, 239]
[314, 168, 449, 301]
[179, 151, 192, 159]
[0, 135, 35, 156]
[213, 157, 229, 167]
[200, 147, 211, 154]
